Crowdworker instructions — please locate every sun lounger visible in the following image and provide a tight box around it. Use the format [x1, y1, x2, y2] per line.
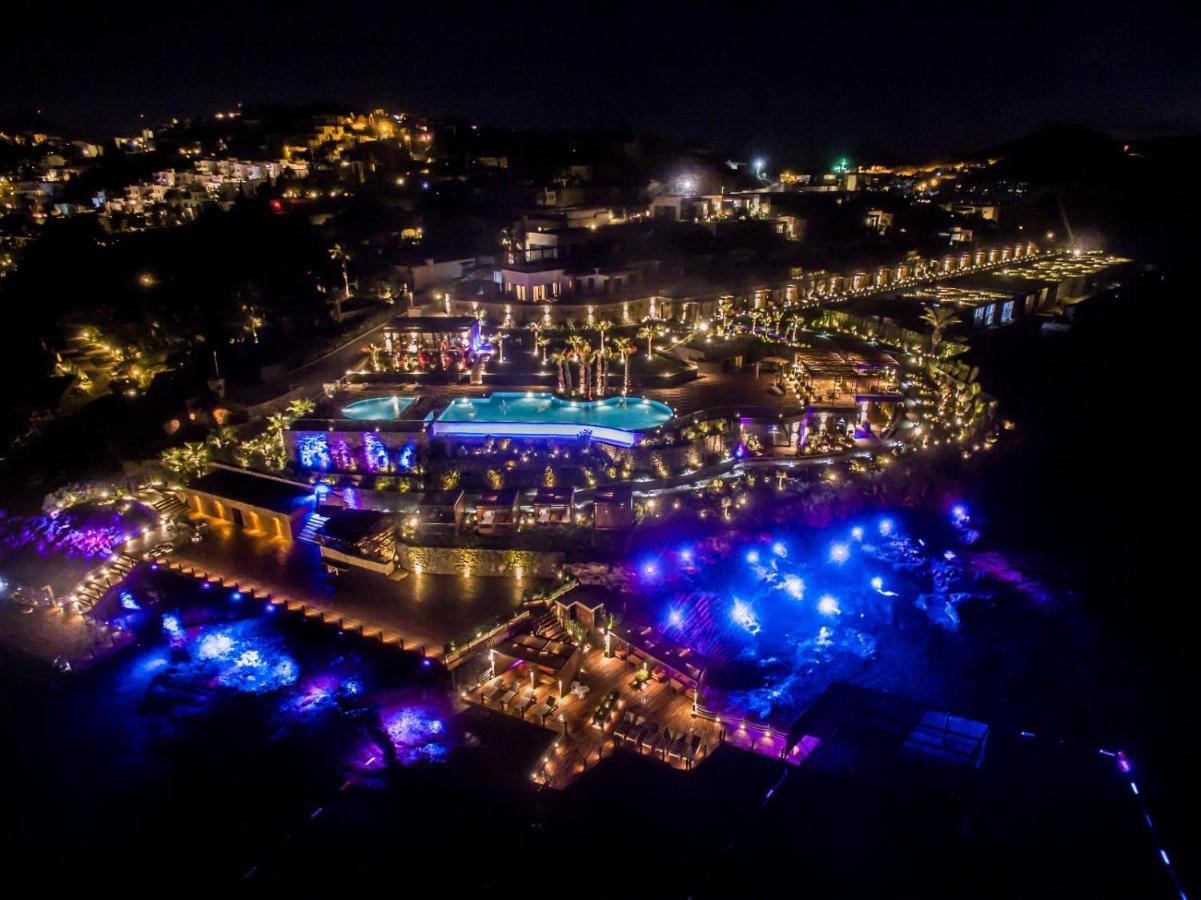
[612, 711, 633, 740]
[652, 729, 673, 758]
[639, 722, 661, 753]
[683, 734, 702, 766]
[499, 685, 520, 707]
[626, 715, 648, 745]
[515, 691, 536, 716]
[480, 680, 504, 703]
[668, 733, 688, 759]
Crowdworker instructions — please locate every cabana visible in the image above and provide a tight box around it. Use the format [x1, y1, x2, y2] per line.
[533, 486, 575, 526]
[418, 489, 465, 534]
[475, 488, 519, 535]
[593, 484, 633, 531]
[491, 629, 583, 698]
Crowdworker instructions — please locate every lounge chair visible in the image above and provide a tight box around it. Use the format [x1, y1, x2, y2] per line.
[639, 722, 661, 753]
[626, 715, 648, 745]
[668, 733, 688, 759]
[612, 711, 634, 741]
[683, 734, 702, 767]
[499, 685, 520, 708]
[652, 728, 673, 758]
[515, 691, 536, 716]
[480, 680, 504, 703]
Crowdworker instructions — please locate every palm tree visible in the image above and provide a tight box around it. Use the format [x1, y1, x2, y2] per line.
[206, 425, 239, 451]
[265, 413, 290, 458]
[552, 350, 571, 394]
[568, 336, 590, 396]
[594, 346, 611, 398]
[619, 340, 636, 396]
[920, 306, 962, 351]
[161, 446, 188, 476]
[182, 442, 209, 480]
[527, 321, 543, 357]
[285, 398, 315, 420]
[594, 320, 613, 354]
[637, 326, 655, 359]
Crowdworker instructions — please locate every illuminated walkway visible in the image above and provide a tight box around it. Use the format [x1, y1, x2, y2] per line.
[171, 522, 541, 657]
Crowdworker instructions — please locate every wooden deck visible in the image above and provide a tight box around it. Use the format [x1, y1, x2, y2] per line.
[462, 644, 723, 788]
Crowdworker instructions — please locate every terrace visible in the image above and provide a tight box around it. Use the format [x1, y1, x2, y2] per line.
[463, 624, 723, 788]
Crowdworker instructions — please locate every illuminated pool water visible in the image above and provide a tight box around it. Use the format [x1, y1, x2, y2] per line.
[341, 395, 417, 420]
[432, 392, 673, 446]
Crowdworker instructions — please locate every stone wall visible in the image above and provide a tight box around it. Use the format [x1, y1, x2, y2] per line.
[396, 544, 563, 578]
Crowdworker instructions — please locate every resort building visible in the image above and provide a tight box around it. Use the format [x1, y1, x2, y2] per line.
[180, 466, 315, 543]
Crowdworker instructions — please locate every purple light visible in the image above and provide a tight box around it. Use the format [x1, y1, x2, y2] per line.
[1117, 751, 1133, 774]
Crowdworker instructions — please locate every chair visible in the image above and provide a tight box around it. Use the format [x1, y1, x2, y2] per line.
[653, 728, 673, 758]
[639, 722, 661, 753]
[668, 733, 688, 760]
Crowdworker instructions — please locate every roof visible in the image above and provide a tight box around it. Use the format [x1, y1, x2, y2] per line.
[419, 489, 465, 508]
[477, 488, 519, 508]
[594, 484, 633, 504]
[534, 486, 576, 505]
[495, 631, 578, 672]
[187, 468, 312, 514]
[322, 508, 392, 544]
[386, 315, 478, 334]
[610, 619, 706, 682]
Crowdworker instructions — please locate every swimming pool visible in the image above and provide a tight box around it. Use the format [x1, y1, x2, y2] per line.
[341, 395, 417, 421]
[432, 392, 674, 446]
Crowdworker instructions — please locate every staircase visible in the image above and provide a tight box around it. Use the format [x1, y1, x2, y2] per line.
[298, 513, 329, 545]
[71, 552, 140, 612]
[152, 494, 188, 517]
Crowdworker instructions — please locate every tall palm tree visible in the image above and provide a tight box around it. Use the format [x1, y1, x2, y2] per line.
[594, 319, 612, 354]
[568, 336, 590, 396]
[920, 306, 962, 351]
[637, 326, 655, 358]
[552, 350, 570, 394]
[594, 346, 611, 398]
[526, 321, 543, 357]
[619, 340, 636, 396]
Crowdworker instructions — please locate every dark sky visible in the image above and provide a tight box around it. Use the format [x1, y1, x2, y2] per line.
[5, 0, 1200, 164]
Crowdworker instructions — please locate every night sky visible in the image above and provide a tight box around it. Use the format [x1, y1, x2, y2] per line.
[5, 1, 1200, 163]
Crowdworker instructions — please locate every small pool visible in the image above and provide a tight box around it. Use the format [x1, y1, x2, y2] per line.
[432, 392, 673, 447]
[341, 395, 417, 421]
